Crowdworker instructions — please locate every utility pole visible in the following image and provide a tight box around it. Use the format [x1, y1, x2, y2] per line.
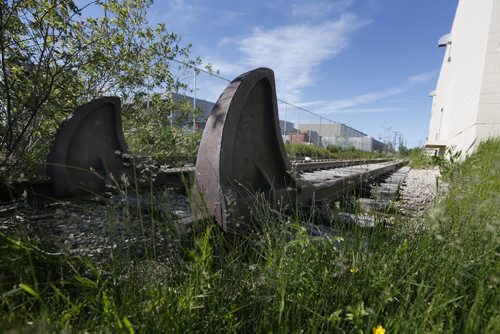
[284, 103, 288, 135]
[193, 68, 197, 132]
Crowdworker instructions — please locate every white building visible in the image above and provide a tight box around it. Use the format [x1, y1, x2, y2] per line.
[426, 0, 500, 157]
[300, 122, 366, 138]
[299, 123, 386, 152]
[323, 136, 387, 152]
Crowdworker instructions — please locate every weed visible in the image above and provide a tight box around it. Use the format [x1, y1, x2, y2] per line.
[1, 139, 499, 332]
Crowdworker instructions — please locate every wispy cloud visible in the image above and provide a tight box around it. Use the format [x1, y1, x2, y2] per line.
[323, 107, 404, 114]
[161, 0, 208, 25]
[217, 14, 370, 101]
[202, 60, 246, 79]
[408, 71, 437, 84]
[291, 0, 354, 18]
[318, 87, 407, 111]
[212, 10, 247, 27]
[310, 70, 437, 114]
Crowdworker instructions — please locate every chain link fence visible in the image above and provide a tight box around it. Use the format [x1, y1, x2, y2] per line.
[173, 62, 387, 152]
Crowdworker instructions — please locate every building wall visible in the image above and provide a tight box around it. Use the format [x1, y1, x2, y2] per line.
[322, 136, 386, 152]
[476, 0, 500, 146]
[427, 0, 500, 156]
[299, 122, 386, 151]
[279, 120, 296, 135]
[172, 93, 215, 123]
[305, 130, 321, 146]
[289, 133, 309, 143]
[299, 123, 365, 138]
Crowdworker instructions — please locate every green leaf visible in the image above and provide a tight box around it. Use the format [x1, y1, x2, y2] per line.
[19, 283, 40, 300]
[122, 316, 135, 334]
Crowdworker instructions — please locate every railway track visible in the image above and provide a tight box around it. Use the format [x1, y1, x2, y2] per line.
[190, 68, 407, 231]
[1, 68, 408, 234]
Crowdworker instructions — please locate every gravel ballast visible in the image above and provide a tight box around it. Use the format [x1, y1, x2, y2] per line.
[1, 167, 447, 261]
[397, 167, 442, 218]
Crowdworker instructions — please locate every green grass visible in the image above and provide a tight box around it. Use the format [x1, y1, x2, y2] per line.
[404, 146, 462, 175]
[1, 139, 499, 332]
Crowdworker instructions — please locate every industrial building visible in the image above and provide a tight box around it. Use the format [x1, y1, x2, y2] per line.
[172, 93, 215, 131]
[169, 94, 386, 152]
[140, 92, 215, 131]
[300, 123, 366, 138]
[426, 0, 500, 156]
[298, 122, 386, 152]
[287, 130, 321, 145]
[279, 120, 297, 135]
[323, 135, 387, 152]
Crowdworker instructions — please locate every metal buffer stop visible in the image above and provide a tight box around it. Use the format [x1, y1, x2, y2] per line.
[46, 97, 189, 199]
[193, 68, 311, 232]
[193, 68, 404, 231]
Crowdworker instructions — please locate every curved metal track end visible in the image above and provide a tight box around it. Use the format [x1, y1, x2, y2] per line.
[193, 68, 299, 231]
[48, 97, 131, 197]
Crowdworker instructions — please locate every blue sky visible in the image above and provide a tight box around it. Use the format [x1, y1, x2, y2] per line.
[150, 0, 458, 147]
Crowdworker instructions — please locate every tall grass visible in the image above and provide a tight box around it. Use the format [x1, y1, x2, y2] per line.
[1, 139, 499, 332]
[405, 146, 462, 175]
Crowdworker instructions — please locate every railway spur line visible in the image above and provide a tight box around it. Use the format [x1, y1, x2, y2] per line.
[1, 68, 408, 234]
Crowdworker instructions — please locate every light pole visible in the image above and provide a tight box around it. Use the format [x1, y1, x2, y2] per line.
[193, 68, 197, 132]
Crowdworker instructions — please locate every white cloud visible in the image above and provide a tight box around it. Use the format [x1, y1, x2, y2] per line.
[322, 107, 403, 114]
[222, 14, 370, 101]
[291, 0, 354, 18]
[408, 70, 437, 84]
[212, 11, 246, 27]
[313, 70, 437, 114]
[319, 87, 407, 111]
[195, 0, 431, 114]
[162, 0, 207, 24]
[204, 60, 246, 78]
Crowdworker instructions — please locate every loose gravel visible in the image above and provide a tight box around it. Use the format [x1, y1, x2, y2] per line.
[1, 167, 447, 262]
[397, 167, 443, 218]
[0, 190, 191, 264]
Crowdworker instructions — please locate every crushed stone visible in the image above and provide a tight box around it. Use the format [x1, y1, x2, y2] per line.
[0, 190, 190, 264]
[397, 167, 444, 218]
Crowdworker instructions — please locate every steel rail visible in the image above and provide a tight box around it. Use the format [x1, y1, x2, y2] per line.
[292, 158, 391, 172]
[0, 158, 395, 203]
[1, 68, 408, 237]
[131, 158, 394, 176]
[191, 68, 409, 232]
[300, 160, 406, 203]
[180, 160, 407, 229]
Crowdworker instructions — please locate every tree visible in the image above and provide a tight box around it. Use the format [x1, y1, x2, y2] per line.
[0, 0, 198, 179]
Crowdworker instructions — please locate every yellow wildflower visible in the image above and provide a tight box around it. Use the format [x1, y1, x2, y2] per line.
[349, 267, 359, 273]
[373, 324, 385, 334]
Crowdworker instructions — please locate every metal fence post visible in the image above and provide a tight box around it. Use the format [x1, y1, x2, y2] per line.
[193, 68, 197, 132]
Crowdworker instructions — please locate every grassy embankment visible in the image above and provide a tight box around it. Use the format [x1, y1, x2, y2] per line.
[1, 139, 499, 332]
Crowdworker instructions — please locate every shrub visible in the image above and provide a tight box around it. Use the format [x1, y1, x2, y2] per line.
[285, 142, 334, 159]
